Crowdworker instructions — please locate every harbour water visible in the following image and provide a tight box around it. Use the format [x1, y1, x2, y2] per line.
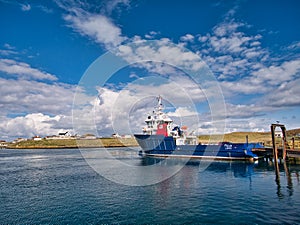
[1, 147, 300, 224]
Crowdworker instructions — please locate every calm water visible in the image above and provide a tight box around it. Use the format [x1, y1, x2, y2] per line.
[1, 147, 300, 224]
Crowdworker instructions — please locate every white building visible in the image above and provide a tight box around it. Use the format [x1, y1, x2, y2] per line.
[0, 140, 7, 148]
[33, 136, 42, 141]
[274, 131, 283, 138]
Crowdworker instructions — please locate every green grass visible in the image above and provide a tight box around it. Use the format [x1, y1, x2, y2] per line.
[199, 132, 270, 143]
[7, 138, 138, 149]
[198, 131, 300, 148]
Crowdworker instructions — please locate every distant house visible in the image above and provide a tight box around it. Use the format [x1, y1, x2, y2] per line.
[112, 133, 121, 138]
[0, 140, 7, 148]
[275, 131, 283, 138]
[45, 131, 75, 140]
[33, 136, 42, 141]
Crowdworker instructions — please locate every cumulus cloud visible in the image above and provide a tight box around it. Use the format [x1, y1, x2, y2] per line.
[0, 78, 75, 115]
[281, 41, 300, 52]
[63, 8, 126, 49]
[0, 44, 18, 56]
[252, 59, 300, 86]
[0, 49, 17, 56]
[180, 34, 195, 42]
[145, 31, 159, 39]
[0, 76, 77, 140]
[115, 39, 207, 75]
[72, 72, 214, 137]
[190, 10, 299, 107]
[20, 3, 31, 11]
[0, 113, 68, 139]
[0, 59, 58, 81]
[197, 19, 268, 81]
[262, 78, 300, 107]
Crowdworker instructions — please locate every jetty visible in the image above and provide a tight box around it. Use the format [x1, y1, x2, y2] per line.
[252, 123, 300, 161]
[251, 124, 300, 183]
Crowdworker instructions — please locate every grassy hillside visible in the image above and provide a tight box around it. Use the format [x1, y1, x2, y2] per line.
[198, 132, 271, 144]
[7, 138, 138, 149]
[199, 130, 300, 148]
[287, 128, 300, 136]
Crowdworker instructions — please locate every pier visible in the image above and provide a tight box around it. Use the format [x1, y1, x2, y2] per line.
[252, 124, 300, 183]
[252, 124, 300, 161]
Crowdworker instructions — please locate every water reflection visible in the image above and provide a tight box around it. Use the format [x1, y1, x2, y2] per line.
[256, 159, 300, 199]
[141, 157, 300, 200]
[141, 157, 255, 177]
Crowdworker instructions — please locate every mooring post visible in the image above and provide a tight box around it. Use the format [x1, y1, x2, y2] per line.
[292, 137, 295, 150]
[274, 145, 280, 182]
[271, 124, 280, 182]
[271, 124, 276, 157]
[281, 126, 287, 160]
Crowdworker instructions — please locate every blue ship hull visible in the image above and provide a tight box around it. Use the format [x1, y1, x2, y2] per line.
[134, 134, 261, 161]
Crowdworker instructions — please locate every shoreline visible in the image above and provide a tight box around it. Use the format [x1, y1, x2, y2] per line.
[5, 145, 139, 149]
[5, 138, 139, 149]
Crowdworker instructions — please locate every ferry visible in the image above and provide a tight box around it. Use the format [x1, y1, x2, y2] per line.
[134, 96, 262, 161]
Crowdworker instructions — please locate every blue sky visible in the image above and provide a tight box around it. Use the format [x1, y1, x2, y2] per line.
[0, 0, 300, 140]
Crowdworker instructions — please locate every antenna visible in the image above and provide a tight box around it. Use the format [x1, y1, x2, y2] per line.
[156, 95, 163, 113]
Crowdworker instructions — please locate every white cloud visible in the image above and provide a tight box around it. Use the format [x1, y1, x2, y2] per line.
[104, 0, 130, 15]
[0, 77, 75, 118]
[180, 34, 194, 42]
[0, 59, 57, 81]
[167, 107, 198, 117]
[213, 20, 243, 37]
[252, 59, 300, 86]
[285, 41, 300, 51]
[63, 8, 126, 49]
[195, 19, 268, 83]
[218, 58, 300, 98]
[72, 76, 207, 137]
[37, 5, 54, 14]
[115, 39, 207, 75]
[0, 49, 17, 56]
[209, 28, 256, 54]
[21, 3, 31, 11]
[145, 31, 159, 39]
[0, 113, 66, 139]
[3, 43, 15, 50]
[181, 10, 300, 132]
[262, 77, 300, 107]
[0, 75, 80, 140]
[225, 103, 268, 119]
[223, 118, 269, 133]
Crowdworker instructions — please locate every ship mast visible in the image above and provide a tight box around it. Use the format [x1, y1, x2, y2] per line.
[156, 95, 163, 114]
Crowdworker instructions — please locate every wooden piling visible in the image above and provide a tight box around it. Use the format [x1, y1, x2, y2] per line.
[270, 123, 289, 181]
[271, 123, 288, 161]
[281, 125, 287, 160]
